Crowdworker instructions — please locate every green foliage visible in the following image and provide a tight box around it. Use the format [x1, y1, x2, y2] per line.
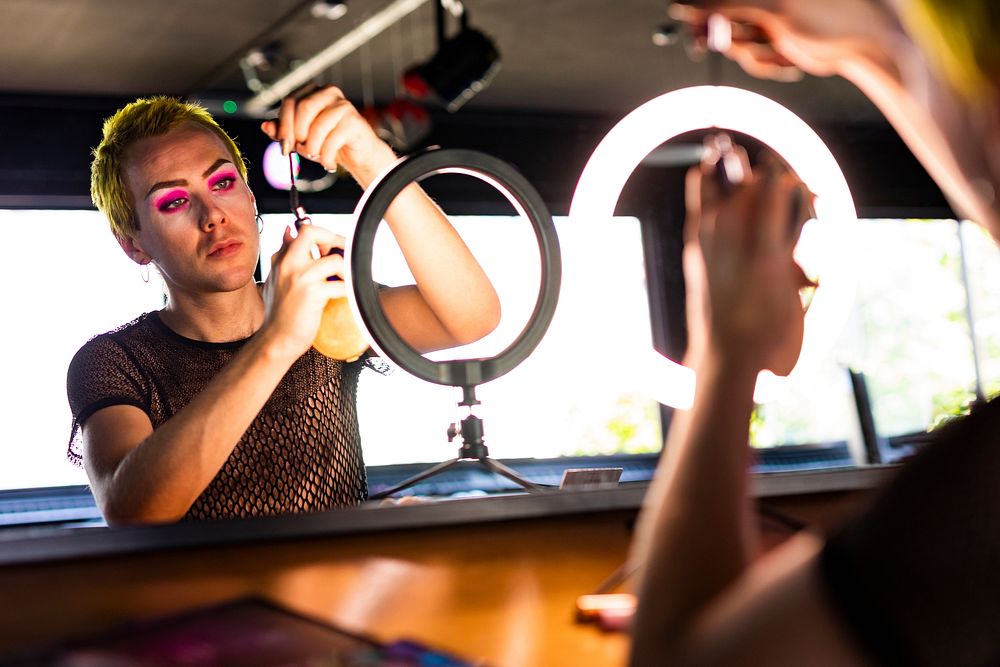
[749, 403, 765, 448]
[565, 393, 663, 456]
[751, 218, 995, 447]
[928, 386, 977, 430]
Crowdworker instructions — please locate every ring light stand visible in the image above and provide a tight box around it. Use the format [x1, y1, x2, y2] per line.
[344, 149, 562, 499]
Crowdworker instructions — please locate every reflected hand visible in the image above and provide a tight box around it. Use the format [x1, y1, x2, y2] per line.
[260, 223, 349, 360]
[684, 143, 814, 376]
[260, 84, 397, 188]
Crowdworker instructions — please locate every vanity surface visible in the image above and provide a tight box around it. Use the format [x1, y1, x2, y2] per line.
[0, 468, 888, 666]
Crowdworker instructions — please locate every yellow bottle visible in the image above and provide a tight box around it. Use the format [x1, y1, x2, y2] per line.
[291, 210, 368, 362]
[313, 296, 369, 362]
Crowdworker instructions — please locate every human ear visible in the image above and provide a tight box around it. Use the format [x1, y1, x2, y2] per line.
[117, 234, 151, 265]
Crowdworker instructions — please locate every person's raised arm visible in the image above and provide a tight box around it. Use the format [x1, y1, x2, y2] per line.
[261, 85, 501, 354]
[629, 148, 814, 662]
[83, 224, 347, 524]
[670, 0, 1000, 238]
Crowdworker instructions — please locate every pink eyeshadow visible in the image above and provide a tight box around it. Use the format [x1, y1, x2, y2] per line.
[154, 189, 188, 211]
[208, 171, 238, 188]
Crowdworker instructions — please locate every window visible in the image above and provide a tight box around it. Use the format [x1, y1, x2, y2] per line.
[6, 208, 996, 492]
[0, 210, 660, 490]
[259, 213, 662, 466]
[0, 210, 165, 490]
[752, 218, 1000, 463]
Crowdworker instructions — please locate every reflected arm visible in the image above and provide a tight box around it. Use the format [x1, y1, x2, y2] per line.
[353, 147, 502, 354]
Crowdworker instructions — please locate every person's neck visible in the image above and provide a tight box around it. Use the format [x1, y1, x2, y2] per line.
[159, 281, 264, 343]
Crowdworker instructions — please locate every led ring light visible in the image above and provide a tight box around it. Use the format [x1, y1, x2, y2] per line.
[346, 148, 561, 388]
[570, 85, 858, 408]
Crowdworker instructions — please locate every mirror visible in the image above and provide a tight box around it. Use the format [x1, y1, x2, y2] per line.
[0, 0, 889, 551]
[350, 149, 560, 377]
[0, 154, 658, 535]
[366, 169, 546, 366]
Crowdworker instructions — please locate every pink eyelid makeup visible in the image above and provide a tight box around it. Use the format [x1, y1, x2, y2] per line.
[207, 171, 238, 190]
[151, 170, 240, 212]
[154, 189, 189, 212]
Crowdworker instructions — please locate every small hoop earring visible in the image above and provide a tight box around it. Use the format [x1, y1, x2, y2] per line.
[139, 262, 150, 284]
[256, 214, 264, 234]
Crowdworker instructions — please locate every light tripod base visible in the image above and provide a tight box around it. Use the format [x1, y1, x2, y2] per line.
[369, 455, 549, 500]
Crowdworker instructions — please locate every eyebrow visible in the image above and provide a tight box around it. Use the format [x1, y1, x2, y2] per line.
[144, 159, 234, 200]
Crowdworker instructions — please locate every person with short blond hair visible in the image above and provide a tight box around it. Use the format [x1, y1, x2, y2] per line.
[90, 96, 249, 242]
[68, 87, 500, 525]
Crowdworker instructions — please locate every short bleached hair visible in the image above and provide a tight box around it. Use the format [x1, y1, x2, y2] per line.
[90, 96, 249, 241]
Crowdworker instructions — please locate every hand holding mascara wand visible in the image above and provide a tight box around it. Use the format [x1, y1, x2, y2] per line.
[289, 153, 324, 261]
[288, 152, 368, 362]
[701, 11, 811, 239]
[704, 130, 813, 245]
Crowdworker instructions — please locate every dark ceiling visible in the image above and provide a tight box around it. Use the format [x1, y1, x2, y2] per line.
[0, 0, 949, 217]
[0, 0, 882, 123]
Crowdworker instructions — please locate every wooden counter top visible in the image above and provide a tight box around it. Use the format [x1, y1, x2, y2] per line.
[0, 468, 889, 665]
[0, 491, 637, 666]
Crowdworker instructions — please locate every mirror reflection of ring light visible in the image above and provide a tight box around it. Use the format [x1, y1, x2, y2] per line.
[346, 148, 562, 498]
[569, 85, 858, 409]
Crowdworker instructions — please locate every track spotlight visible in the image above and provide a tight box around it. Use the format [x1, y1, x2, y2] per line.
[402, 27, 500, 112]
[310, 0, 349, 21]
[239, 41, 285, 93]
[401, 2, 500, 112]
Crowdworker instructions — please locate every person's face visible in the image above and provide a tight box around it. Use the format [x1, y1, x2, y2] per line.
[122, 123, 259, 296]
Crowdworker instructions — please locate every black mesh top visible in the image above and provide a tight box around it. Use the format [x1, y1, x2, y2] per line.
[66, 311, 376, 520]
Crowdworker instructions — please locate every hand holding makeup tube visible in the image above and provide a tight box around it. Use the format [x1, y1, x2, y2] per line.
[256, 85, 398, 362]
[258, 222, 355, 361]
[668, 0, 900, 82]
[683, 136, 815, 377]
[669, 0, 1000, 241]
[258, 84, 501, 357]
[260, 84, 397, 189]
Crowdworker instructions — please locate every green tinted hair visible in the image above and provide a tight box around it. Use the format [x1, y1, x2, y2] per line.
[90, 96, 249, 241]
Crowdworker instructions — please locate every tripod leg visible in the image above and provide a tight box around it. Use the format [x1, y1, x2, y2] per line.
[369, 458, 462, 500]
[480, 458, 550, 493]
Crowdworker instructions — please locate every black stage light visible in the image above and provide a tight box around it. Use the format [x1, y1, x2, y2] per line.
[402, 27, 501, 112]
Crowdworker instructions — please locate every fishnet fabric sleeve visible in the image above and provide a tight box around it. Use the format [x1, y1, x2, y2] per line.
[361, 347, 392, 376]
[66, 336, 150, 466]
[359, 283, 393, 376]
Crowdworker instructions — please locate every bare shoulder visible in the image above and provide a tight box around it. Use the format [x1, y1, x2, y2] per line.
[673, 533, 873, 666]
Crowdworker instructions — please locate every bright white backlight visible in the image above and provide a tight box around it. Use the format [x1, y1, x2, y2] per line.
[262, 141, 300, 191]
[569, 86, 858, 408]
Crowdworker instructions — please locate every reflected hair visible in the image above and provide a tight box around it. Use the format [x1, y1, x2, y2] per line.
[90, 96, 249, 241]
